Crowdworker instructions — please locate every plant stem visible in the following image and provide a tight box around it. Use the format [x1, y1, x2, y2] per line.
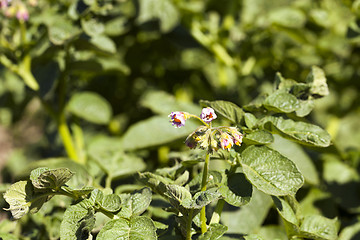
[186, 209, 193, 240]
[210, 199, 225, 224]
[105, 174, 112, 189]
[189, 114, 210, 127]
[58, 114, 79, 162]
[200, 153, 210, 233]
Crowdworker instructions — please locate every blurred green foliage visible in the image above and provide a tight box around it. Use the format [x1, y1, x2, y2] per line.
[1, 0, 360, 239]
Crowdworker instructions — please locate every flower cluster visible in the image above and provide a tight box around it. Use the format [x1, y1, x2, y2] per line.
[0, 0, 35, 21]
[169, 107, 243, 152]
[185, 126, 243, 152]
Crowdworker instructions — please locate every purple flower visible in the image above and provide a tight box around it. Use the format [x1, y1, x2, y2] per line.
[200, 107, 217, 123]
[16, 4, 28, 21]
[168, 111, 188, 128]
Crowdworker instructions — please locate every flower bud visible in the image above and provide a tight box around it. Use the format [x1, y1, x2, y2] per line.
[16, 3, 29, 21]
[228, 127, 243, 146]
[220, 132, 233, 151]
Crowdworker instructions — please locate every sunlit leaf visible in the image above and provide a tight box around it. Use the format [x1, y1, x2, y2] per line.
[137, 0, 179, 32]
[101, 194, 121, 212]
[30, 167, 74, 190]
[260, 116, 331, 147]
[200, 100, 244, 124]
[243, 130, 274, 145]
[240, 145, 304, 196]
[182, 188, 222, 209]
[198, 223, 228, 240]
[90, 35, 117, 53]
[97, 216, 157, 240]
[60, 199, 95, 240]
[264, 91, 300, 113]
[270, 135, 319, 185]
[118, 188, 152, 218]
[300, 215, 338, 240]
[306, 66, 329, 97]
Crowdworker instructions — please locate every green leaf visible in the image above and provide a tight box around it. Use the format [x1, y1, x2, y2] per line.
[89, 188, 104, 205]
[138, 172, 174, 190]
[260, 116, 331, 147]
[182, 188, 222, 209]
[63, 186, 94, 199]
[90, 35, 117, 53]
[240, 145, 304, 196]
[306, 66, 329, 97]
[257, 226, 288, 240]
[244, 113, 258, 129]
[244, 235, 265, 240]
[0, 233, 19, 240]
[81, 18, 105, 36]
[269, 7, 306, 28]
[118, 188, 152, 218]
[3, 181, 33, 219]
[30, 167, 74, 190]
[243, 130, 274, 145]
[187, 170, 223, 193]
[120, 115, 198, 150]
[339, 220, 360, 240]
[97, 216, 157, 240]
[3, 180, 54, 219]
[140, 90, 201, 116]
[105, 17, 129, 36]
[296, 99, 315, 117]
[272, 196, 300, 236]
[264, 91, 300, 113]
[164, 184, 192, 212]
[60, 199, 95, 240]
[219, 172, 252, 207]
[27, 158, 91, 189]
[270, 135, 319, 185]
[137, 0, 179, 33]
[221, 188, 272, 234]
[200, 100, 244, 124]
[67, 91, 113, 125]
[89, 142, 146, 179]
[101, 194, 121, 212]
[198, 223, 228, 240]
[47, 18, 80, 45]
[300, 215, 338, 240]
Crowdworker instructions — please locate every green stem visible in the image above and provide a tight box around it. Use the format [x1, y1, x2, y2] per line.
[71, 123, 86, 164]
[200, 153, 210, 233]
[186, 209, 194, 240]
[19, 20, 26, 45]
[58, 114, 79, 162]
[105, 173, 113, 189]
[189, 114, 210, 127]
[210, 199, 225, 224]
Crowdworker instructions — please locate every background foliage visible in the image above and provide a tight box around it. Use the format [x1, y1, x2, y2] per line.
[1, 0, 360, 239]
